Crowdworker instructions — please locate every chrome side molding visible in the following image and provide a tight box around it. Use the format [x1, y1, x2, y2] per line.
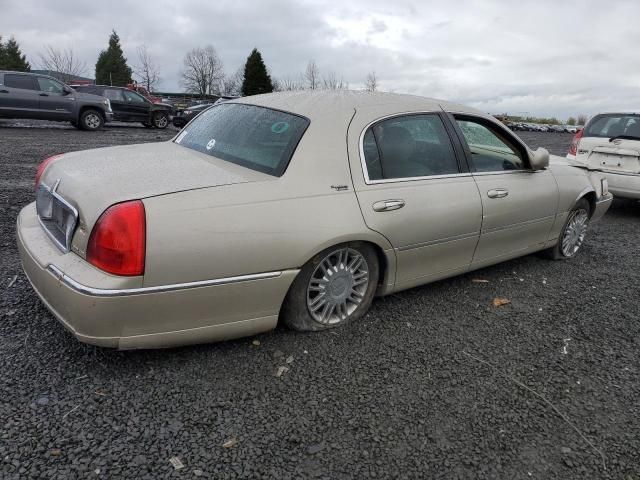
[47, 265, 283, 298]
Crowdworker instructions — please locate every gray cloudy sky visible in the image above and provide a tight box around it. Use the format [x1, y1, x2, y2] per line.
[1, 0, 639, 120]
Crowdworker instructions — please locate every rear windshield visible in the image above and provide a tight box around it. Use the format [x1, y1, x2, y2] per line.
[584, 114, 640, 139]
[174, 103, 309, 176]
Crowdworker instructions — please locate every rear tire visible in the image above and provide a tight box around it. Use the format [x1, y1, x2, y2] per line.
[281, 242, 379, 332]
[79, 109, 104, 131]
[152, 111, 169, 129]
[543, 198, 591, 260]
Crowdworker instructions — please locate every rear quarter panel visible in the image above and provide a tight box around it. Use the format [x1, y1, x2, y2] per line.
[142, 111, 395, 288]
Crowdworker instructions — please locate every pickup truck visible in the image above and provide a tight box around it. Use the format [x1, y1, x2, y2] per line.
[0, 70, 113, 130]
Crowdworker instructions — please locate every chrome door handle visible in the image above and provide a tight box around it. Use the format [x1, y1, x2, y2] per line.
[373, 199, 405, 212]
[487, 189, 509, 199]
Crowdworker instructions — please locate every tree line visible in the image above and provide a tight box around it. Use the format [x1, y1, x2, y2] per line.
[0, 32, 379, 97]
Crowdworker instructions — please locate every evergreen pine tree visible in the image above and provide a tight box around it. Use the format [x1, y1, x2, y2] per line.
[0, 36, 30, 71]
[241, 48, 273, 96]
[95, 30, 132, 86]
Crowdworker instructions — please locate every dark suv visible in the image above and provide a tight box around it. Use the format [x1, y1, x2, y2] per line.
[72, 85, 173, 129]
[0, 71, 113, 130]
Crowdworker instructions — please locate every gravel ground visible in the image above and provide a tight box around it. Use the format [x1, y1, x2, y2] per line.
[1, 121, 639, 479]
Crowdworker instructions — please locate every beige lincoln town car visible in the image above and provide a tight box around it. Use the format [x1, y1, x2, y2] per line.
[17, 91, 612, 349]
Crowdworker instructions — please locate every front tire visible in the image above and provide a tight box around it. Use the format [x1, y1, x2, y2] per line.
[79, 109, 104, 131]
[281, 243, 379, 332]
[544, 198, 591, 260]
[152, 111, 169, 129]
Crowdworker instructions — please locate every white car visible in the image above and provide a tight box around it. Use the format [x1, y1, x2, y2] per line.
[567, 112, 640, 199]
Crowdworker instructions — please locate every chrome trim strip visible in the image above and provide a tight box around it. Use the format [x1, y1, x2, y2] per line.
[397, 231, 479, 252]
[47, 265, 283, 298]
[481, 215, 555, 234]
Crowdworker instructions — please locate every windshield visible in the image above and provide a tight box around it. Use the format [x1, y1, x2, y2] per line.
[175, 103, 309, 176]
[584, 114, 640, 139]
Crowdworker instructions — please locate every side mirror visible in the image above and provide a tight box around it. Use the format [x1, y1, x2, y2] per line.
[529, 147, 550, 170]
[62, 87, 73, 95]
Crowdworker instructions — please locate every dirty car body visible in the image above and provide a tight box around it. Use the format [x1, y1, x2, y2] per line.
[17, 91, 612, 349]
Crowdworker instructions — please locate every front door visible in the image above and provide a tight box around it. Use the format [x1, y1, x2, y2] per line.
[122, 89, 151, 122]
[451, 115, 558, 266]
[35, 76, 74, 120]
[348, 111, 483, 290]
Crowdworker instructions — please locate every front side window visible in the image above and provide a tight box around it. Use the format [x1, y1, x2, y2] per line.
[175, 103, 309, 176]
[363, 114, 459, 180]
[4, 74, 37, 90]
[123, 90, 147, 103]
[36, 77, 64, 94]
[455, 118, 525, 172]
[584, 114, 640, 139]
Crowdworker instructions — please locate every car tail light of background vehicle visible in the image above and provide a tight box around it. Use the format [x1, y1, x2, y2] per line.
[35, 154, 63, 189]
[568, 129, 584, 156]
[87, 200, 146, 276]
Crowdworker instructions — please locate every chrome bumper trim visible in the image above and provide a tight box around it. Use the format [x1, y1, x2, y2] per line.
[47, 265, 283, 298]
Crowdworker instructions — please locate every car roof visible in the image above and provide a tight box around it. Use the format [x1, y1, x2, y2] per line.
[232, 90, 485, 121]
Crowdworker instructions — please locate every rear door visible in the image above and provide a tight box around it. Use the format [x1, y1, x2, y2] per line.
[0, 73, 40, 118]
[100, 88, 127, 120]
[348, 110, 483, 290]
[34, 76, 74, 120]
[450, 114, 558, 266]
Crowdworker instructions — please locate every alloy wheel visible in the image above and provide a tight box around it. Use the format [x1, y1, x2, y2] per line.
[561, 209, 589, 257]
[306, 248, 369, 325]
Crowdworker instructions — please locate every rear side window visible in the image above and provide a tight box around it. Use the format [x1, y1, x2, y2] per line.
[363, 114, 459, 181]
[584, 114, 640, 139]
[175, 103, 310, 177]
[4, 74, 37, 90]
[103, 89, 124, 101]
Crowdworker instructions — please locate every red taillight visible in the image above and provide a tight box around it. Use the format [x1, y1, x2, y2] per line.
[568, 129, 584, 156]
[87, 200, 146, 276]
[35, 154, 63, 189]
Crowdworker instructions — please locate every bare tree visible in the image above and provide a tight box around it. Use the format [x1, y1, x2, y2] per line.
[180, 45, 224, 96]
[39, 45, 86, 84]
[133, 45, 160, 92]
[304, 60, 320, 90]
[365, 71, 378, 92]
[322, 71, 347, 90]
[219, 67, 244, 96]
[576, 114, 588, 126]
[276, 76, 303, 91]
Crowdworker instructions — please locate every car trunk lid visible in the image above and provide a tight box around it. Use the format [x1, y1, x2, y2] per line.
[38, 141, 273, 255]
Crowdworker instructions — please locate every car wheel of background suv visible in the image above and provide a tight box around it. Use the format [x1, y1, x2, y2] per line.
[79, 109, 104, 131]
[152, 112, 169, 129]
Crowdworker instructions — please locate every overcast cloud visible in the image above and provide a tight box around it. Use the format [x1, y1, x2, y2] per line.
[1, 0, 639, 119]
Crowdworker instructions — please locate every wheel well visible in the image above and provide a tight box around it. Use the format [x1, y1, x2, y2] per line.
[580, 191, 597, 217]
[79, 106, 105, 121]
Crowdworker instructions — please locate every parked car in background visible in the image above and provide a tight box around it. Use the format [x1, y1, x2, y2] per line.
[567, 112, 640, 199]
[72, 85, 173, 129]
[17, 91, 612, 349]
[565, 125, 578, 134]
[0, 70, 113, 130]
[172, 103, 213, 128]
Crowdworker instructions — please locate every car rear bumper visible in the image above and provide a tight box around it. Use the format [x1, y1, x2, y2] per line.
[17, 203, 298, 349]
[599, 171, 640, 200]
[591, 193, 613, 222]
